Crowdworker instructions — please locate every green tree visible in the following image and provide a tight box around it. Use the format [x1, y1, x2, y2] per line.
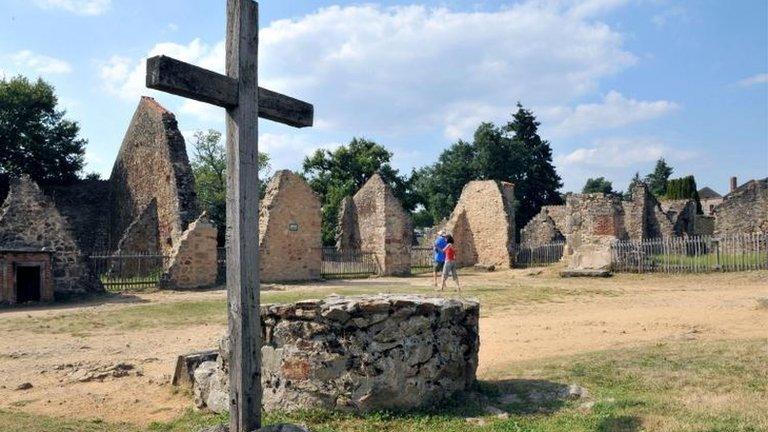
[302, 138, 413, 245]
[412, 103, 563, 232]
[0, 76, 86, 200]
[504, 103, 563, 227]
[582, 177, 614, 194]
[665, 175, 703, 213]
[190, 129, 270, 244]
[645, 158, 673, 197]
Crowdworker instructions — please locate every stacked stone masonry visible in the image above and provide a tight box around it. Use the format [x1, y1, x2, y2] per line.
[164, 215, 218, 289]
[444, 180, 516, 268]
[259, 171, 322, 282]
[0, 176, 97, 298]
[109, 96, 198, 256]
[714, 178, 768, 235]
[193, 294, 480, 413]
[337, 174, 413, 275]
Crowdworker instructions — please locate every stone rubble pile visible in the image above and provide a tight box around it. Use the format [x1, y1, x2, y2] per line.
[194, 294, 480, 413]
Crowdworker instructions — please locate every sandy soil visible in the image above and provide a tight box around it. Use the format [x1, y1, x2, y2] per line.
[0, 270, 765, 425]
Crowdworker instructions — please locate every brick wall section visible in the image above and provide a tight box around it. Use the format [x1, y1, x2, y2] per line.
[0, 176, 98, 294]
[714, 178, 768, 235]
[562, 193, 625, 270]
[164, 215, 218, 289]
[109, 97, 198, 256]
[343, 174, 412, 276]
[115, 199, 160, 254]
[259, 170, 322, 281]
[0, 252, 54, 303]
[444, 180, 515, 268]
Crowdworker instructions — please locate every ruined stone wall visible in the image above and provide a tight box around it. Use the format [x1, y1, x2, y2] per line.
[520, 206, 565, 246]
[259, 171, 322, 282]
[622, 184, 675, 241]
[661, 199, 698, 237]
[193, 294, 479, 413]
[0, 177, 98, 295]
[336, 196, 360, 251]
[109, 97, 197, 255]
[562, 193, 625, 270]
[347, 174, 412, 275]
[115, 199, 160, 254]
[164, 215, 218, 289]
[714, 178, 768, 235]
[46, 180, 111, 254]
[444, 180, 515, 268]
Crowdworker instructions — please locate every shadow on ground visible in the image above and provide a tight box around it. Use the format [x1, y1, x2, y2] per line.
[0, 291, 149, 314]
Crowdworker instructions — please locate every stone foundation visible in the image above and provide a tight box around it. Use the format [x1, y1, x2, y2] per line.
[194, 294, 479, 413]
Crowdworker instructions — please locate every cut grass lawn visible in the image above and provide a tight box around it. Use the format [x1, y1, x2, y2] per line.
[0, 280, 620, 337]
[1, 338, 765, 431]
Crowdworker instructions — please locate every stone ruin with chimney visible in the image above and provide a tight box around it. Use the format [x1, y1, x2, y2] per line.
[336, 173, 413, 276]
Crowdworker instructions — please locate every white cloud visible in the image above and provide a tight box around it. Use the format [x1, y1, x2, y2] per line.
[7, 50, 72, 75]
[34, 0, 110, 16]
[557, 137, 695, 168]
[546, 91, 678, 137]
[737, 73, 768, 87]
[101, 3, 636, 131]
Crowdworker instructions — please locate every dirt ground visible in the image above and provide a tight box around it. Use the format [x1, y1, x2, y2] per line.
[0, 269, 766, 426]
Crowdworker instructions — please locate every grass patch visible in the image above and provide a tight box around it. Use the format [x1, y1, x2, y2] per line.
[2, 339, 764, 431]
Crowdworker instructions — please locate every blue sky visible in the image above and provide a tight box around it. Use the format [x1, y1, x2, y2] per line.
[1, 0, 766, 194]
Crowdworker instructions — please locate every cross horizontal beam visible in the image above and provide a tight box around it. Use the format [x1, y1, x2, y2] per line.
[146, 55, 313, 128]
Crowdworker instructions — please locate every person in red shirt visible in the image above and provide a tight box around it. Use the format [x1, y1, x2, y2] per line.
[440, 234, 461, 292]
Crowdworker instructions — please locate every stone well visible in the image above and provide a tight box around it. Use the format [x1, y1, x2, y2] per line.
[194, 294, 480, 413]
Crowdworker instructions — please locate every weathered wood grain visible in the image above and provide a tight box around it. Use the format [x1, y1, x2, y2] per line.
[225, 0, 262, 431]
[146, 55, 313, 128]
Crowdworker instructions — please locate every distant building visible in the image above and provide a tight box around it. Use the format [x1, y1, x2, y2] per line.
[698, 186, 723, 216]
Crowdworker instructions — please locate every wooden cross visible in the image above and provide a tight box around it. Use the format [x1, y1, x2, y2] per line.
[145, 1, 313, 431]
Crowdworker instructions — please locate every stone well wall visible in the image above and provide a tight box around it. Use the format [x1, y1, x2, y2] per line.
[259, 171, 322, 282]
[714, 178, 768, 235]
[194, 294, 480, 413]
[109, 96, 198, 255]
[444, 180, 516, 268]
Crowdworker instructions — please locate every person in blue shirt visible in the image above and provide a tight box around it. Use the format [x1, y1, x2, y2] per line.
[433, 229, 448, 287]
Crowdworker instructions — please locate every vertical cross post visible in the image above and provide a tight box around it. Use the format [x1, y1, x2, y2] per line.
[226, 0, 261, 431]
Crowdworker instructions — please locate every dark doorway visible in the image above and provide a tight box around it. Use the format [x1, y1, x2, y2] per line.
[16, 266, 41, 303]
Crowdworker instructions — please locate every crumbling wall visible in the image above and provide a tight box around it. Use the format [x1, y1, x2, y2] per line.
[109, 96, 198, 255]
[0, 176, 98, 295]
[115, 199, 160, 254]
[164, 215, 218, 289]
[259, 171, 322, 281]
[47, 179, 111, 254]
[661, 199, 698, 237]
[339, 174, 412, 276]
[622, 184, 675, 240]
[562, 193, 625, 270]
[444, 180, 515, 268]
[714, 178, 768, 235]
[520, 206, 565, 246]
[336, 196, 360, 251]
[194, 294, 479, 413]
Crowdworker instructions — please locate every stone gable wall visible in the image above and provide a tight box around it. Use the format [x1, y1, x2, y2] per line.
[343, 174, 412, 276]
[109, 97, 197, 255]
[259, 170, 322, 282]
[115, 199, 160, 254]
[714, 178, 768, 235]
[444, 180, 515, 268]
[164, 215, 218, 289]
[0, 176, 98, 295]
[193, 294, 479, 413]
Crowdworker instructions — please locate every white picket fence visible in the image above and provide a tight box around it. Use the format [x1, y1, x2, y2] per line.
[611, 233, 768, 273]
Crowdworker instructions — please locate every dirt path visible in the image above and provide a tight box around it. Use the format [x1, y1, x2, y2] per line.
[0, 271, 765, 425]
